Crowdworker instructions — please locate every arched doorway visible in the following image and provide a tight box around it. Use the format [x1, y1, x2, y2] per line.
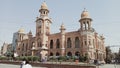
[50, 52, 53, 56]
[56, 52, 60, 56]
[67, 52, 72, 57]
[75, 51, 80, 56]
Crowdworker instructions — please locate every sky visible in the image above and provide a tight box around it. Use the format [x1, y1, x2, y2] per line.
[0, 0, 120, 52]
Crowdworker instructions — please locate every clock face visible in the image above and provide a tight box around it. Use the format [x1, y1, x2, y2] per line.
[37, 20, 42, 27]
[37, 22, 41, 27]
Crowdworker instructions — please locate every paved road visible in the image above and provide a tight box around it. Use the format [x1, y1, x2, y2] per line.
[98, 64, 120, 68]
[0, 64, 47, 68]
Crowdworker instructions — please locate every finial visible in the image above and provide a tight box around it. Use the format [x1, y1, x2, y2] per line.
[83, 8, 87, 11]
[29, 30, 32, 34]
[43, 1, 46, 3]
[62, 22, 64, 25]
[84, 8, 86, 10]
[20, 25, 23, 28]
[61, 22, 64, 27]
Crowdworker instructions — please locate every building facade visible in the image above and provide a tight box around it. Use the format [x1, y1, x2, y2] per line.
[1, 42, 12, 56]
[15, 2, 106, 61]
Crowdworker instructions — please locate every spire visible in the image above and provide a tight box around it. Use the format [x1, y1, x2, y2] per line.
[84, 8, 87, 11]
[39, 1, 49, 16]
[40, 1, 48, 10]
[29, 30, 32, 35]
[60, 23, 66, 31]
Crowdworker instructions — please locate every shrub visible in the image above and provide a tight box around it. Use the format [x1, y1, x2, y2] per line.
[32, 56, 39, 61]
[0, 56, 8, 60]
[49, 56, 57, 61]
[58, 56, 67, 61]
[79, 55, 84, 62]
[27, 56, 32, 61]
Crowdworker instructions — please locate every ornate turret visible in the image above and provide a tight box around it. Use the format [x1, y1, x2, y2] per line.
[60, 23, 66, 56]
[28, 30, 33, 39]
[39, 2, 49, 17]
[36, 2, 52, 62]
[60, 23, 66, 34]
[79, 9, 93, 31]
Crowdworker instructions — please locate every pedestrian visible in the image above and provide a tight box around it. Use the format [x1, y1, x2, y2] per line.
[20, 59, 26, 68]
[22, 60, 32, 68]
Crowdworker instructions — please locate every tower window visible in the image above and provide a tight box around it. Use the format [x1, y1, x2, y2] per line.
[85, 41, 87, 45]
[44, 11, 46, 14]
[89, 40, 91, 45]
[26, 43, 28, 51]
[87, 21, 89, 23]
[22, 43, 24, 51]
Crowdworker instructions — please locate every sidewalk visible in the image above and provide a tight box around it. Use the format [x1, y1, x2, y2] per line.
[0, 64, 47, 68]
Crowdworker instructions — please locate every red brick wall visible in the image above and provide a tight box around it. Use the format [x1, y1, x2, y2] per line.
[0, 61, 96, 68]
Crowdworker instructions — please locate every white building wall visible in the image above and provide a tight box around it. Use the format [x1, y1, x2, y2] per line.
[2, 43, 8, 55]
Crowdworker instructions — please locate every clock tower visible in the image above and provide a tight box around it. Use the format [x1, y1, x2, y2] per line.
[35, 2, 52, 61]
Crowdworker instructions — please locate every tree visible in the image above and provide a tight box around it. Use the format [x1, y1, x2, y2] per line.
[117, 48, 120, 63]
[105, 46, 113, 63]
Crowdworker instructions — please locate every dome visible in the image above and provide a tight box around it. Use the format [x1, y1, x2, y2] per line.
[18, 28, 25, 33]
[81, 9, 90, 18]
[41, 2, 48, 10]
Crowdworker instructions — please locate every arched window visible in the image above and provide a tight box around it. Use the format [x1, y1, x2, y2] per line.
[67, 52, 72, 57]
[75, 37, 80, 48]
[56, 52, 60, 56]
[26, 43, 28, 51]
[22, 43, 24, 51]
[38, 42, 42, 47]
[40, 42, 42, 47]
[44, 11, 46, 14]
[31, 42, 34, 48]
[56, 39, 60, 48]
[83, 22, 86, 30]
[50, 52, 53, 56]
[67, 38, 71, 48]
[50, 40, 53, 49]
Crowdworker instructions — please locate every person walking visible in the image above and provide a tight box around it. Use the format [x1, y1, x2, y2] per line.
[22, 60, 32, 68]
[20, 59, 26, 68]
